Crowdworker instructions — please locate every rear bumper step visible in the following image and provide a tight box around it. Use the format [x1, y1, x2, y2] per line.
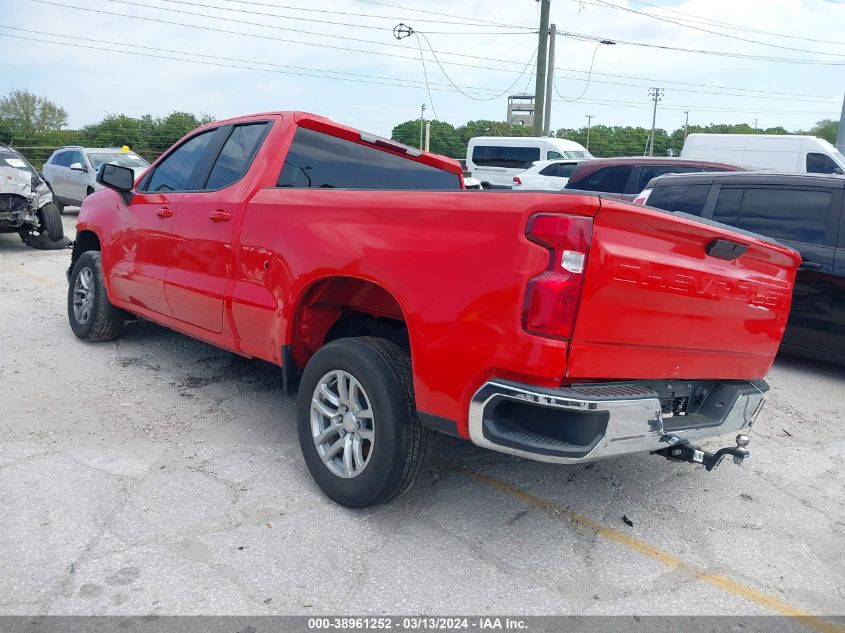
[468, 378, 767, 464]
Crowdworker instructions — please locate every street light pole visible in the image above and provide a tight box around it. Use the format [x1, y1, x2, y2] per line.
[585, 115, 595, 151]
[533, 0, 551, 135]
[683, 110, 689, 142]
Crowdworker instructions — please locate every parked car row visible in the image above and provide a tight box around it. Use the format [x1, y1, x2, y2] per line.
[42, 145, 150, 213]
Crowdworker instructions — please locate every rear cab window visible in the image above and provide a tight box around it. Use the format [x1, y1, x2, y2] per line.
[278, 127, 462, 190]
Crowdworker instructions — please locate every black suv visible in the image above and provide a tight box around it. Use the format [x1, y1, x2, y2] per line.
[637, 171, 845, 364]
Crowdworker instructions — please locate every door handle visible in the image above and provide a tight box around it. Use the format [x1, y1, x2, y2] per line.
[208, 210, 232, 223]
[798, 259, 822, 271]
[156, 207, 174, 219]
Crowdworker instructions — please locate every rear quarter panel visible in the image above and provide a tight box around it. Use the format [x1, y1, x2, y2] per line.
[235, 190, 602, 434]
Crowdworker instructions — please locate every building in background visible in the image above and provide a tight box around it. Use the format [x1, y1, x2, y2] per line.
[507, 94, 535, 128]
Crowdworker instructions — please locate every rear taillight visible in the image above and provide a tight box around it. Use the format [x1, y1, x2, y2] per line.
[513, 176, 522, 186]
[522, 213, 592, 340]
[633, 188, 652, 205]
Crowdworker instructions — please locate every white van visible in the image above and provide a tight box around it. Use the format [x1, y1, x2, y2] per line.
[681, 134, 845, 174]
[466, 136, 593, 188]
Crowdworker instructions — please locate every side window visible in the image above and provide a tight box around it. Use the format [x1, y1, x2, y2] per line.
[66, 151, 84, 167]
[636, 165, 698, 192]
[278, 127, 462, 190]
[806, 152, 841, 174]
[53, 152, 69, 167]
[646, 184, 711, 216]
[204, 123, 269, 190]
[547, 151, 563, 160]
[540, 164, 559, 176]
[556, 163, 579, 178]
[571, 166, 632, 193]
[143, 131, 215, 192]
[471, 145, 541, 169]
[711, 188, 743, 226]
[736, 188, 832, 245]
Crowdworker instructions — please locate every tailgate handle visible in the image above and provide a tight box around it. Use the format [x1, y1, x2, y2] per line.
[798, 258, 822, 271]
[705, 239, 748, 261]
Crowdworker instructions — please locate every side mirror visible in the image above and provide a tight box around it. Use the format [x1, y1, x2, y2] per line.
[69, 162, 87, 171]
[97, 163, 134, 203]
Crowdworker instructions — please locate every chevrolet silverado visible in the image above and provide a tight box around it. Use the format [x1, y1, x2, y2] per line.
[67, 112, 801, 507]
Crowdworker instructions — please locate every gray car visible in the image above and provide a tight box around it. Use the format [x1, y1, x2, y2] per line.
[42, 146, 149, 213]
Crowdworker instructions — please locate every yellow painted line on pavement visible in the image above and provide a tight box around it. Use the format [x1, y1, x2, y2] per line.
[14, 268, 58, 288]
[462, 470, 843, 633]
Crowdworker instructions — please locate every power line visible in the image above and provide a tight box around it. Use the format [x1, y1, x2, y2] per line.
[150, 0, 532, 34]
[564, 0, 845, 56]
[617, 0, 845, 46]
[88, 0, 845, 66]
[352, 0, 528, 30]
[11, 4, 843, 103]
[4, 29, 837, 118]
[554, 29, 845, 65]
[27, 0, 535, 66]
[553, 41, 603, 102]
[207, 0, 536, 29]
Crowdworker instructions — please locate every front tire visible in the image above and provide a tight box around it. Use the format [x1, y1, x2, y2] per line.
[68, 251, 124, 342]
[297, 337, 428, 508]
[37, 202, 64, 241]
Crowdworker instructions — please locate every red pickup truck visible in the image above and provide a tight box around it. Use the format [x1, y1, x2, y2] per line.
[68, 112, 801, 507]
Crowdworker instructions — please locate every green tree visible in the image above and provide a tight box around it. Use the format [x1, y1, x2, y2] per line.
[391, 119, 463, 157]
[0, 89, 68, 138]
[801, 119, 839, 144]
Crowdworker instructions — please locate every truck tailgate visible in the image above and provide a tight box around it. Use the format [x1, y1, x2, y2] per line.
[567, 198, 802, 380]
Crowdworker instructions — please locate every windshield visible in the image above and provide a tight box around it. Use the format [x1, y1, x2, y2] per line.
[87, 152, 149, 169]
[0, 149, 38, 178]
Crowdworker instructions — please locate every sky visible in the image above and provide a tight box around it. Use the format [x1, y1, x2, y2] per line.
[0, 0, 843, 138]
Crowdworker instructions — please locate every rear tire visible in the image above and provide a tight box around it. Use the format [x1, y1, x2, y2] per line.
[37, 202, 64, 241]
[297, 337, 428, 508]
[68, 251, 124, 342]
[55, 199, 65, 215]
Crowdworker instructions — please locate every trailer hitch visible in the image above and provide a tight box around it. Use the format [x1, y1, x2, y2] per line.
[654, 434, 750, 471]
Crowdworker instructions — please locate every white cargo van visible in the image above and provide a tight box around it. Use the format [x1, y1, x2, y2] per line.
[681, 134, 845, 174]
[466, 136, 593, 188]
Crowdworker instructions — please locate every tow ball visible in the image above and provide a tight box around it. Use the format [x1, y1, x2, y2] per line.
[654, 434, 751, 471]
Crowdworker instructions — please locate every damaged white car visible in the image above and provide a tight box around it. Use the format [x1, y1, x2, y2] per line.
[0, 144, 66, 249]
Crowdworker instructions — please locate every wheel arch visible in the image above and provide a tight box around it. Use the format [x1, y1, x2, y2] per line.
[286, 275, 414, 373]
[70, 229, 102, 270]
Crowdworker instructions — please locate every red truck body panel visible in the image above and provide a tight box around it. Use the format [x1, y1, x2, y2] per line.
[76, 112, 801, 440]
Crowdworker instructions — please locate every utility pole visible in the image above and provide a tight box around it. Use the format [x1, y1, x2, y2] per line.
[837, 91, 845, 154]
[753, 118, 758, 130]
[424, 121, 431, 152]
[585, 115, 595, 151]
[647, 87, 663, 156]
[683, 111, 689, 142]
[533, 0, 551, 135]
[419, 103, 426, 149]
[543, 23, 557, 136]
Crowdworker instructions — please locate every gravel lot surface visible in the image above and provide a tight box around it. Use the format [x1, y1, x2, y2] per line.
[1, 213, 843, 620]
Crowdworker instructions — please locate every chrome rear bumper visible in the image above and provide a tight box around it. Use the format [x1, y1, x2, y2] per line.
[468, 379, 766, 464]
